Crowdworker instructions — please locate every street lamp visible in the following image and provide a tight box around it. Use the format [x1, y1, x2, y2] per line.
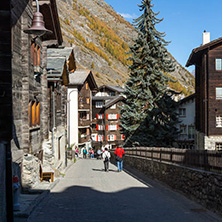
[24, 0, 52, 36]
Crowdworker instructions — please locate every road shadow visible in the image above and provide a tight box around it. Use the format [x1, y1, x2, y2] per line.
[27, 184, 222, 222]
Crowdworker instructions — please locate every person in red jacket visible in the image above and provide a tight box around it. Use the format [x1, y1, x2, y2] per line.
[114, 145, 125, 172]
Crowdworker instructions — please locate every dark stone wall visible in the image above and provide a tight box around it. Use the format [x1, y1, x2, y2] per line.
[120, 154, 222, 214]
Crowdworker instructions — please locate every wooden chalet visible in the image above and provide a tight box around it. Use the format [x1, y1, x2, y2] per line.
[186, 34, 222, 150]
[92, 85, 125, 149]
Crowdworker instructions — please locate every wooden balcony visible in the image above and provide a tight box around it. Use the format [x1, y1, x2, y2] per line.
[78, 119, 90, 127]
[79, 134, 91, 144]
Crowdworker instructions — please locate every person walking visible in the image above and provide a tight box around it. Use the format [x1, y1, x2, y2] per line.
[102, 148, 111, 172]
[83, 147, 87, 159]
[114, 145, 125, 172]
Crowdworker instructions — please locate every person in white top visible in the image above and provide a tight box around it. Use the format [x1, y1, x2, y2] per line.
[102, 148, 111, 172]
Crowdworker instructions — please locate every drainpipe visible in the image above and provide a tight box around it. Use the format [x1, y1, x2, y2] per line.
[52, 82, 56, 154]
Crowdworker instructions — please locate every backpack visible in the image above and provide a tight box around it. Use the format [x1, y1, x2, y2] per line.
[105, 156, 109, 161]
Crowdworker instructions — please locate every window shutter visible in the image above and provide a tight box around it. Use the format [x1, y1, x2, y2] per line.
[114, 135, 117, 140]
[117, 125, 119, 130]
[96, 135, 98, 141]
[97, 125, 99, 130]
[107, 114, 109, 119]
[117, 113, 119, 119]
[103, 136, 105, 141]
[107, 135, 109, 141]
[29, 102, 32, 127]
[32, 102, 36, 126]
[97, 114, 99, 119]
[103, 114, 104, 119]
[36, 102, 40, 125]
[107, 125, 109, 130]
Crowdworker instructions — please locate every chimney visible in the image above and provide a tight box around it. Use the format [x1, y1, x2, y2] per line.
[203, 30, 210, 45]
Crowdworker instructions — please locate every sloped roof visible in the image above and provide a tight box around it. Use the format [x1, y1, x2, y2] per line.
[98, 85, 125, 93]
[186, 37, 222, 67]
[69, 70, 90, 85]
[47, 47, 74, 58]
[179, 93, 195, 105]
[47, 57, 66, 74]
[104, 95, 126, 108]
[69, 70, 98, 90]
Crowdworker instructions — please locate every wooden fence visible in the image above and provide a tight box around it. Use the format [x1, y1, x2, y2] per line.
[124, 147, 222, 173]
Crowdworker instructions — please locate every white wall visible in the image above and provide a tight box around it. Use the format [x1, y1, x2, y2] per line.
[67, 88, 78, 148]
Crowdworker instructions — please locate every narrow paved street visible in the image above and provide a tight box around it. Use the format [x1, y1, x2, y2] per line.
[28, 158, 221, 222]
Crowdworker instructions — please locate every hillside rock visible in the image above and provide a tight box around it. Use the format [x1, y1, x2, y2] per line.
[57, 0, 194, 95]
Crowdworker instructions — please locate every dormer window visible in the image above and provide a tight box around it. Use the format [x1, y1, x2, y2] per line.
[216, 58, 222, 71]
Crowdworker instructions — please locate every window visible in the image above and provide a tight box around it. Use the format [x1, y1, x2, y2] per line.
[180, 125, 187, 135]
[110, 104, 116, 109]
[29, 101, 40, 127]
[85, 82, 88, 89]
[107, 135, 116, 141]
[179, 108, 186, 117]
[86, 98, 90, 104]
[216, 143, 222, 151]
[107, 113, 119, 120]
[96, 101, 103, 108]
[108, 91, 115, 96]
[216, 87, 222, 99]
[91, 134, 97, 141]
[107, 125, 119, 131]
[121, 134, 125, 140]
[31, 42, 41, 66]
[97, 125, 104, 130]
[98, 135, 104, 142]
[216, 115, 222, 127]
[216, 58, 222, 71]
[188, 125, 195, 139]
[97, 114, 104, 119]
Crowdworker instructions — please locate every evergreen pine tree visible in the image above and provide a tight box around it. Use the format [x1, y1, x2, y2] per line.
[120, 0, 179, 147]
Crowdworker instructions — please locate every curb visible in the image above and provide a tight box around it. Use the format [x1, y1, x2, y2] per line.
[14, 190, 49, 218]
[14, 179, 60, 218]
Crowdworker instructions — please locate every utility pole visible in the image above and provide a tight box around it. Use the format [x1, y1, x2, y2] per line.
[0, 1, 13, 222]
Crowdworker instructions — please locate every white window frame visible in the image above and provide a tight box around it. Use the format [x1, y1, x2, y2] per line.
[216, 87, 222, 99]
[216, 115, 222, 127]
[216, 58, 222, 71]
[96, 101, 103, 108]
[179, 108, 186, 117]
[98, 135, 104, 142]
[108, 134, 115, 141]
[108, 125, 117, 131]
[180, 125, 187, 135]
[108, 114, 117, 120]
[98, 125, 104, 130]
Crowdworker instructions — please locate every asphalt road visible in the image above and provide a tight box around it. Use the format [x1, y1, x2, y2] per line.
[27, 158, 222, 222]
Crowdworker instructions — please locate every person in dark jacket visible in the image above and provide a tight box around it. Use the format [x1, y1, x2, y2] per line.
[114, 145, 125, 172]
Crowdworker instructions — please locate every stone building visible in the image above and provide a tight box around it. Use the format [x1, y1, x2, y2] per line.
[10, 0, 62, 190]
[46, 47, 76, 169]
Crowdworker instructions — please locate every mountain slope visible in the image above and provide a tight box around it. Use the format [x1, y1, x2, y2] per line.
[57, 0, 194, 95]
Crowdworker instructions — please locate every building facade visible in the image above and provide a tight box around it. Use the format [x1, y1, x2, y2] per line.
[176, 94, 195, 149]
[68, 70, 97, 150]
[92, 85, 125, 149]
[186, 32, 222, 150]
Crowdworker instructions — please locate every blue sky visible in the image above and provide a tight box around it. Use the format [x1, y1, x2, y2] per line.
[105, 0, 222, 73]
